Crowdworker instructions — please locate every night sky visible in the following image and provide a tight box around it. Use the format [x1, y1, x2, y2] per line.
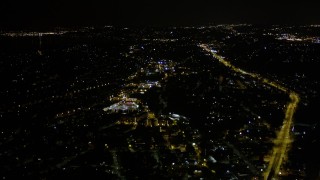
[1, 0, 320, 29]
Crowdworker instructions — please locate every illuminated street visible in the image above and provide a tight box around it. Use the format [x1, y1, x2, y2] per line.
[200, 44, 301, 180]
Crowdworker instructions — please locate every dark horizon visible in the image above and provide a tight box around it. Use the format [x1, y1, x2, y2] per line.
[1, 0, 320, 30]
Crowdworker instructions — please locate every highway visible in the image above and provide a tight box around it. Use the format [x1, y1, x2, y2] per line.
[199, 44, 300, 180]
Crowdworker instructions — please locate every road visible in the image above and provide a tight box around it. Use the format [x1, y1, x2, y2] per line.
[199, 44, 300, 180]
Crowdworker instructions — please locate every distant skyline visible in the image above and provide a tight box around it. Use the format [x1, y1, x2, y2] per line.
[1, 0, 320, 29]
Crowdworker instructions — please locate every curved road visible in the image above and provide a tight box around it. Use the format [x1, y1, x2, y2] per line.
[199, 44, 300, 180]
